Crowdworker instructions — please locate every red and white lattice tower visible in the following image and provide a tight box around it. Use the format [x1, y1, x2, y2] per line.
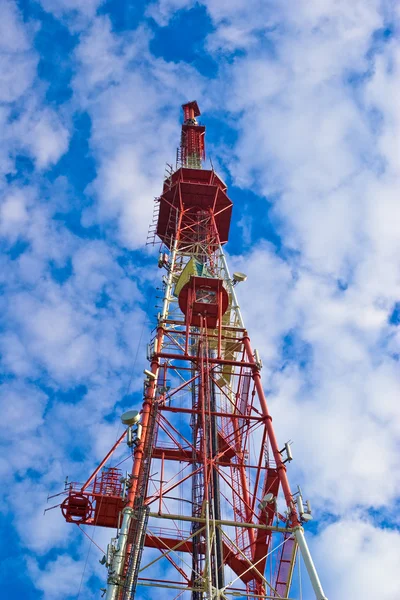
[59, 101, 328, 600]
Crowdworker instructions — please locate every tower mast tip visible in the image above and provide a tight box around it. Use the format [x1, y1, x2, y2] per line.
[182, 100, 201, 121]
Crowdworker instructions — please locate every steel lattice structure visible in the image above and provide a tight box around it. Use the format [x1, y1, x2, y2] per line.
[59, 101, 328, 600]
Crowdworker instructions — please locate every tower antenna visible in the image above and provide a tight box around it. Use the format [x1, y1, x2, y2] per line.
[59, 102, 328, 600]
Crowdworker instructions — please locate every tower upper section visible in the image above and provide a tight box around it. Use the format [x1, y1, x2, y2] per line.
[180, 100, 205, 169]
[156, 102, 233, 250]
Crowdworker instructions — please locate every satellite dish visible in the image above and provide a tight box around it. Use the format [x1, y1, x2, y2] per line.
[258, 492, 275, 510]
[233, 272, 247, 283]
[121, 410, 140, 426]
[302, 513, 313, 522]
[262, 493, 274, 504]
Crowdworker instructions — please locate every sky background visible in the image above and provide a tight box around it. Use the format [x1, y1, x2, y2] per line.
[1, 0, 400, 598]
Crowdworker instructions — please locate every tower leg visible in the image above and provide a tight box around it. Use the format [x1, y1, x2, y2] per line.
[293, 527, 328, 600]
[105, 507, 133, 600]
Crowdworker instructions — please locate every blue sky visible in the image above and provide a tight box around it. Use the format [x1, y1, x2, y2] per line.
[1, 0, 400, 598]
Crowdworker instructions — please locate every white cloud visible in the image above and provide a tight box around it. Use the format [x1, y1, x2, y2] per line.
[0, 332, 34, 376]
[0, 0, 37, 103]
[0, 52, 37, 103]
[0, 1, 70, 177]
[27, 554, 88, 599]
[2, 1, 399, 598]
[5, 276, 135, 382]
[314, 517, 400, 600]
[146, 0, 197, 26]
[204, 1, 400, 286]
[204, 0, 400, 532]
[0, 382, 47, 437]
[28, 111, 70, 169]
[0, 0, 31, 53]
[0, 3, 156, 594]
[73, 15, 206, 248]
[11, 105, 70, 169]
[232, 243, 400, 513]
[38, 0, 104, 30]
[0, 190, 30, 239]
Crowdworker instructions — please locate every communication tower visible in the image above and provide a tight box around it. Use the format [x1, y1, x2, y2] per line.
[58, 101, 328, 599]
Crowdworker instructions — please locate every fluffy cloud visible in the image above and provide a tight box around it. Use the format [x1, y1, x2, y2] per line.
[0, 0, 70, 177]
[73, 16, 206, 248]
[0, 0, 37, 103]
[17, 107, 70, 169]
[38, 0, 104, 31]
[231, 240, 400, 513]
[0, 382, 46, 439]
[146, 0, 198, 26]
[2, 1, 400, 599]
[314, 517, 400, 600]
[27, 554, 89, 599]
[0, 190, 30, 239]
[210, 4, 400, 595]
[3, 245, 146, 384]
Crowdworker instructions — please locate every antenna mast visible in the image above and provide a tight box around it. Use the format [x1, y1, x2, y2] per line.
[59, 101, 328, 600]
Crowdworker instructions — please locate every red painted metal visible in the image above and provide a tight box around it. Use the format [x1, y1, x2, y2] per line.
[178, 275, 229, 328]
[81, 430, 127, 492]
[61, 467, 125, 527]
[60, 101, 302, 599]
[180, 101, 205, 167]
[156, 168, 232, 248]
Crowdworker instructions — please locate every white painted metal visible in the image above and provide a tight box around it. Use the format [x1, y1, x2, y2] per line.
[121, 410, 140, 426]
[161, 237, 179, 321]
[105, 507, 133, 600]
[219, 247, 245, 329]
[294, 526, 328, 600]
[205, 500, 214, 599]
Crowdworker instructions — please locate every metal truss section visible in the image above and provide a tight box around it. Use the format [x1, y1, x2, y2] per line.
[58, 102, 328, 600]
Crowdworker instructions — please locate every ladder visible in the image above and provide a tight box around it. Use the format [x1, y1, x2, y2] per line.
[272, 534, 298, 598]
[120, 403, 159, 599]
[231, 464, 252, 559]
[146, 198, 160, 246]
